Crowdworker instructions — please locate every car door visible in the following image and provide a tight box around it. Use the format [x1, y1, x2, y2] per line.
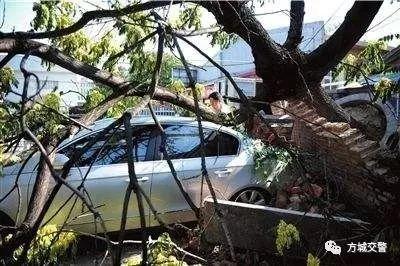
[178, 126, 241, 207]
[149, 124, 241, 226]
[45, 125, 156, 233]
[148, 123, 187, 226]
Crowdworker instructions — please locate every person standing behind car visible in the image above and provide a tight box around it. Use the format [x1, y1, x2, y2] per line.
[208, 91, 232, 114]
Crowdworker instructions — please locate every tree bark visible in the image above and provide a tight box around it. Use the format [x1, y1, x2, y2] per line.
[284, 0, 305, 50]
[0, 141, 56, 258]
[23, 141, 56, 227]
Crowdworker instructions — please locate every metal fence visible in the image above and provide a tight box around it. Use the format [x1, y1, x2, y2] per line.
[134, 106, 177, 117]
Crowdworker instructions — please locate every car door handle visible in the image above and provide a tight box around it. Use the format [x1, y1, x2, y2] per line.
[124, 176, 150, 183]
[214, 169, 232, 177]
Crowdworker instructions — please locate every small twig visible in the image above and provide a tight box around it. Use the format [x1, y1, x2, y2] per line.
[149, 26, 165, 98]
[147, 102, 200, 217]
[172, 31, 236, 261]
[104, 30, 157, 68]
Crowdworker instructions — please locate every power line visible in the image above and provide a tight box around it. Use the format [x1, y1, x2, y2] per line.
[303, 0, 346, 49]
[366, 7, 400, 33]
[366, 17, 400, 35]
[254, 9, 290, 17]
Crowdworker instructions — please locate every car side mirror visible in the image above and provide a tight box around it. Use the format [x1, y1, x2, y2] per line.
[53, 154, 70, 170]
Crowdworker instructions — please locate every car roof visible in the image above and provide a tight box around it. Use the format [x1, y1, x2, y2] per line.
[61, 116, 240, 147]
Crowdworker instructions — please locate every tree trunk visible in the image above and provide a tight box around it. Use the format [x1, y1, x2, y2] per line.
[24, 147, 56, 227]
[0, 144, 56, 258]
[305, 85, 351, 123]
[302, 85, 379, 140]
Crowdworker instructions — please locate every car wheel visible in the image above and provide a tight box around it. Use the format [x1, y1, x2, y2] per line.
[233, 188, 271, 206]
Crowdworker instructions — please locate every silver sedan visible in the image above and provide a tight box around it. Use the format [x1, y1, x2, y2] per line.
[0, 117, 272, 233]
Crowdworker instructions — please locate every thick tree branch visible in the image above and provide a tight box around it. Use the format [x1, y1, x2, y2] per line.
[0, 38, 221, 123]
[115, 113, 148, 265]
[283, 0, 304, 50]
[0, 1, 176, 40]
[307, 1, 383, 78]
[198, 1, 302, 100]
[199, 1, 283, 64]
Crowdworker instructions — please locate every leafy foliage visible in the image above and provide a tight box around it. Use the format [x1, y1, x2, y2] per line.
[127, 52, 180, 86]
[26, 92, 66, 136]
[332, 40, 400, 103]
[84, 86, 141, 118]
[332, 41, 389, 83]
[148, 233, 187, 266]
[13, 224, 77, 265]
[174, 5, 202, 31]
[0, 67, 18, 94]
[253, 139, 291, 164]
[373, 77, 399, 102]
[0, 103, 18, 143]
[275, 220, 300, 255]
[0, 144, 21, 172]
[0, 67, 19, 144]
[379, 33, 400, 42]
[0, 68, 66, 149]
[251, 139, 292, 184]
[307, 253, 320, 266]
[123, 233, 187, 266]
[167, 79, 186, 94]
[208, 28, 238, 49]
[32, 1, 117, 67]
[84, 86, 109, 111]
[108, 96, 141, 118]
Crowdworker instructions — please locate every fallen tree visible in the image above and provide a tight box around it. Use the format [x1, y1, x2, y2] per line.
[0, 0, 398, 264]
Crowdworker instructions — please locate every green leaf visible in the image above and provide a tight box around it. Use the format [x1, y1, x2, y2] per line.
[276, 220, 300, 256]
[307, 253, 320, 266]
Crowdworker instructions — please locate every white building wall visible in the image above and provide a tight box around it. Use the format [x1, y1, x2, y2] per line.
[2, 54, 94, 107]
[197, 21, 326, 83]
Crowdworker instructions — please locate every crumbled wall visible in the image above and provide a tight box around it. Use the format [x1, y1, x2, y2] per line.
[251, 100, 399, 223]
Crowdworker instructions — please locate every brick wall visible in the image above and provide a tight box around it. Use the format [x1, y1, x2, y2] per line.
[251, 100, 399, 223]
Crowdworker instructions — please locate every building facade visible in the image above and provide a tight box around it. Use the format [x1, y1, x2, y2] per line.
[195, 21, 327, 99]
[1, 54, 94, 109]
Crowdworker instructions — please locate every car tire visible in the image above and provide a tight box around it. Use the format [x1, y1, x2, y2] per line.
[231, 188, 272, 206]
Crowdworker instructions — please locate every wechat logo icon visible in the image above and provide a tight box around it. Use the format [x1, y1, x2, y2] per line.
[325, 240, 342, 255]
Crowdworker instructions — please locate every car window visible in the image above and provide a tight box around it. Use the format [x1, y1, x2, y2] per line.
[217, 131, 240, 156]
[161, 125, 239, 159]
[60, 125, 154, 167]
